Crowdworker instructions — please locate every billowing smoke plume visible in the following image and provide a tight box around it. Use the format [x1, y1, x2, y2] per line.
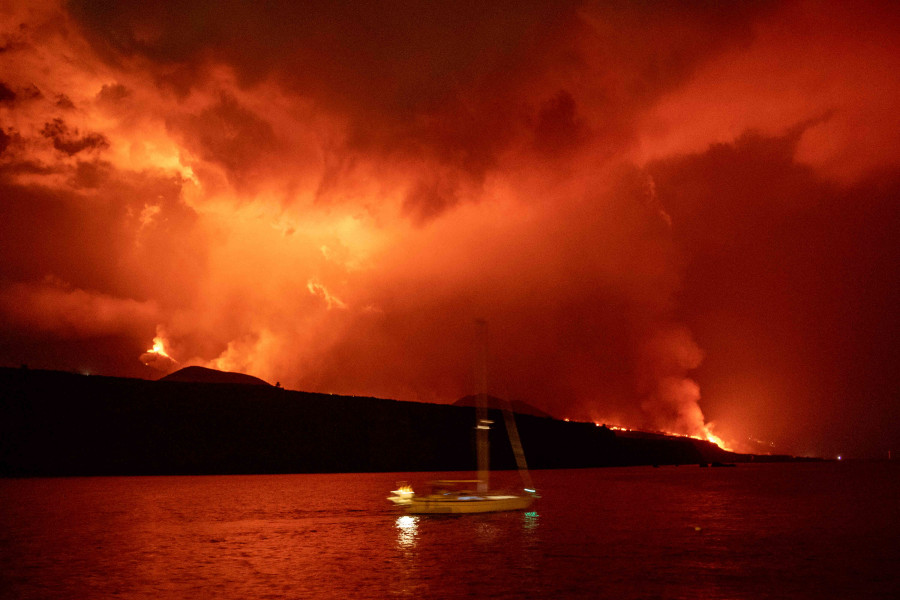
[638, 326, 706, 436]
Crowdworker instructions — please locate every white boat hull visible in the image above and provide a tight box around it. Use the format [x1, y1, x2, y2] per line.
[401, 494, 533, 514]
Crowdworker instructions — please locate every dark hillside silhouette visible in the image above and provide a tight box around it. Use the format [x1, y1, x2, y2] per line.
[0, 367, 809, 477]
[160, 366, 271, 386]
[453, 394, 554, 419]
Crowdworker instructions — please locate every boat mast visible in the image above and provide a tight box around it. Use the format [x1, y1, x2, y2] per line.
[475, 319, 490, 493]
[502, 396, 535, 493]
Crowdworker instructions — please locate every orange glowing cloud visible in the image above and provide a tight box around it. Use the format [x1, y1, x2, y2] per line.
[0, 278, 158, 338]
[634, 0, 900, 183]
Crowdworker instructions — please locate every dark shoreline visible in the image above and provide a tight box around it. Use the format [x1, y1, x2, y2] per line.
[1, 367, 815, 477]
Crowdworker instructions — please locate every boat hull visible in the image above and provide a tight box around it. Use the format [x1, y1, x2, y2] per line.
[402, 494, 533, 514]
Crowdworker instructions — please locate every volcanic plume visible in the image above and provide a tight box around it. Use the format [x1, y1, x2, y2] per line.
[1, 0, 897, 458]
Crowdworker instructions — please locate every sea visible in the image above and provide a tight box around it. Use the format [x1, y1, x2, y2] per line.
[1, 462, 897, 599]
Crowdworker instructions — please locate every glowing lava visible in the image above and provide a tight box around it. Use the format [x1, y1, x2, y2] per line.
[140, 330, 178, 372]
[147, 336, 173, 360]
[593, 421, 733, 452]
[701, 428, 730, 451]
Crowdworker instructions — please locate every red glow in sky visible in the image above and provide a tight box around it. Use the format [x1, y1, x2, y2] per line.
[1, 0, 897, 458]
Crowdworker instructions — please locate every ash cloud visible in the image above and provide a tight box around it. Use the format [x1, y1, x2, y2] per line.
[66, 0, 772, 217]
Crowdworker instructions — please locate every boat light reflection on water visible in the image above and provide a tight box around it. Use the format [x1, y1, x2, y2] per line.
[395, 515, 418, 549]
[394, 512, 541, 549]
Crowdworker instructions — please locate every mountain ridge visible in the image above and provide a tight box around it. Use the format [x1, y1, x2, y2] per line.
[0, 367, 816, 477]
[159, 365, 271, 386]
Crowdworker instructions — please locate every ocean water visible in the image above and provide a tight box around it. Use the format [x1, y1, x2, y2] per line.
[1, 462, 897, 599]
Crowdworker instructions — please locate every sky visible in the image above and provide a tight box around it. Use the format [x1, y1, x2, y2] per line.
[1, 0, 897, 459]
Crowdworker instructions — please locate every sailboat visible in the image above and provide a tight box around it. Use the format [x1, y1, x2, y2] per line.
[388, 321, 537, 514]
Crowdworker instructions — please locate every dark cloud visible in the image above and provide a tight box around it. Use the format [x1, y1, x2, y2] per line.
[18, 84, 43, 102]
[96, 83, 129, 103]
[533, 90, 589, 156]
[649, 129, 900, 456]
[167, 93, 280, 191]
[0, 81, 15, 103]
[70, 159, 112, 189]
[55, 94, 75, 109]
[402, 177, 462, 225]
[40, 118, 110, 155]
[67, 1, 576, 102]
[0, 82, 41, 104]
